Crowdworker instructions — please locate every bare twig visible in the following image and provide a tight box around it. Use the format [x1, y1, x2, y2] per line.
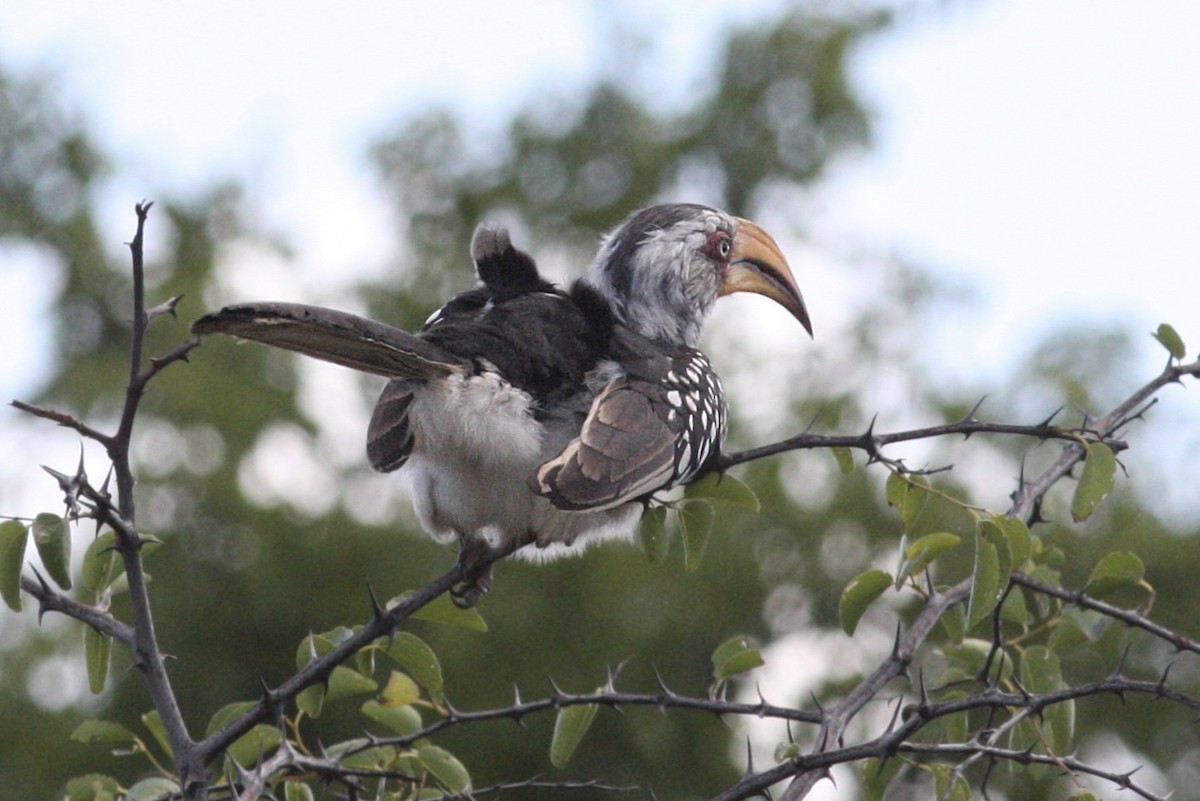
[718, 414, 1127, 473]
[8, 400, 113, 447]
[19, 573, 135, 645]
[1013, 570, 1200, 655]
[356, 685, 819, 757]
[897, 742, 1168, 801]
[1008, 358, 1200, 522]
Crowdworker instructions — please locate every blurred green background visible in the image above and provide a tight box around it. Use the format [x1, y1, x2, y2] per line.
[2, 3, 1199, 799]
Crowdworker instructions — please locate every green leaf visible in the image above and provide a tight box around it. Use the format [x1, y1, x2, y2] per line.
[325, 665, 378, 703]
[897, 532, 961, 585]
[1153, 322, 1186, 360]
[1067, 792, 1099, 801]
[999, 587, 1031, 628]
[141, 709, 172, 759]
[0, 519, 28, 611]
[295, 632, 333, 671]
[206, 705, 283, 765]
[1071, 442, 1117, 522]
[397, 591, 488, 631]
[901, 476, 930, 533]
[967, 526, 1003, 630]
[684, 472, 760, 512]
[418, 744, 471, 792]
[225, 724, 282, 767]
[65, 774, 122, 801]
[284, 782, 316, 801]
[839, 569, 892, 636]
[773, 741, 801, 762]
[338, 741, 397, 770]
[862, 757, 902, 801]
[549, 702, 599, 769]
[638, 505, 669, 564]
[85, 626, 112, 694]
[885, 471, 907, 511]
[126, 777, 180, 801]
[711, 634, 764, 681]
[380, 670, 421, 708]
[679, 500, 715, 572]
[944, 638, 1012, 683]
[1020, 646, 1073, 754]
[71, 720, 137, 746]
[81, 530, 122, 598]
[33, 512, 72, 590]
[938, 600, 967, 644]
[206, 701, 255, 737]
[297, 684, 325, 719]
[993, 515, 1032, 569]
[831, 446, 855, 474]
[362, 699, 423, 736]
[386, 632, 444, 699]
[979, 519, 1012, 582]
[1085, 551, 1145, 597]
[1047, 614, 1089, 650]
[931, 763, 971, 801]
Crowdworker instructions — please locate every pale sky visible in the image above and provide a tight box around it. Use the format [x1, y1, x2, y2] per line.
[2, 0, 1198, 390]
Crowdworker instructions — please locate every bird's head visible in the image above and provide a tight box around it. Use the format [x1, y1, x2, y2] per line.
[580, 204, 811, 347]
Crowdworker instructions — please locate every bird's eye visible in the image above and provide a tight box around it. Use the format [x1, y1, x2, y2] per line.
[708, 232, 732, 261]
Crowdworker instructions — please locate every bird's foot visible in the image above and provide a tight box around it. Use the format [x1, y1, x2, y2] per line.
[451, 539, 496, 608]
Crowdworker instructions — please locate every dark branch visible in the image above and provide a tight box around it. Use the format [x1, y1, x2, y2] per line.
[897, 742, 1167, 801]
[19, 573, 135, 645]
[1013, 570, 1200, 656]
[717, 416, 1129, 473]
[9, 400, 113, 447]
[1008, 358, 1200, 522]
[195, 538, 526, 768]
[359, 686, 820, 756]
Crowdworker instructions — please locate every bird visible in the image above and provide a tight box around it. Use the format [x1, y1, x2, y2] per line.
[192, 203, 811, 605]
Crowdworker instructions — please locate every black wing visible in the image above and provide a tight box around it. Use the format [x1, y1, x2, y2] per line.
[367, 228, 615, 473]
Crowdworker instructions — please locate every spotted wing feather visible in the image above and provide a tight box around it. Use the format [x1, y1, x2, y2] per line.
[533, 330, 727, 511]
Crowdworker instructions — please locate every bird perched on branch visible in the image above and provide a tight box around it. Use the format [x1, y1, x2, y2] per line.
[193, 204, 811, 605]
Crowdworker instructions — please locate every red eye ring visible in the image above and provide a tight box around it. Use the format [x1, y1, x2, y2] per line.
[706, 231, 733, 261]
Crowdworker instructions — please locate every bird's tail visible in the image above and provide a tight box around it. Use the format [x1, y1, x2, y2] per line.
[191, 302, 466, 380]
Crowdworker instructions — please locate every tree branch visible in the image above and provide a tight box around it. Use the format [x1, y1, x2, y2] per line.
[1008, 358, 1200, 522]
[717, 412, 1128, 473]
[19, 573, 135, 645]
[194, 538, 525, 768]
[1012, 570, 1200, 656]
[358, 684, 819, 757]
[897, 741, 1168, 801]
[8, 400, 113, 447]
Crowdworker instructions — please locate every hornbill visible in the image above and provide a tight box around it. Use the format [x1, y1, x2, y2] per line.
[192, 203, 812, 605]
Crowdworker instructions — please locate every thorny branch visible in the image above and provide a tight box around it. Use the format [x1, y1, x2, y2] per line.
[8, 204, 1200, 800]
[1013, 570, 1200, 656]
[1008, 358, 1200, 522]
[898, 742, 1168, 801]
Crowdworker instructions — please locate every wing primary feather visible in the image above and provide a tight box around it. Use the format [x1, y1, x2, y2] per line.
[192, 302, 465, 380]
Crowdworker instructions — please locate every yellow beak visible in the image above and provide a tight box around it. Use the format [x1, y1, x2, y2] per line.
[719, 218, 812, 336]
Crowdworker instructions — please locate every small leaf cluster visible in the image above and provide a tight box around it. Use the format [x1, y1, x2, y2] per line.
[69, 614, 475, 799]
[637, 472, 760, 571]
[838, 457, 1155, 798]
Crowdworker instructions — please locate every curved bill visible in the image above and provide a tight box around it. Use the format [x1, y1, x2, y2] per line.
[719, 217, 812, 336]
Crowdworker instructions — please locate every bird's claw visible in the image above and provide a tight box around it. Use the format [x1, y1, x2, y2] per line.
[451, 540, 496, 608]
